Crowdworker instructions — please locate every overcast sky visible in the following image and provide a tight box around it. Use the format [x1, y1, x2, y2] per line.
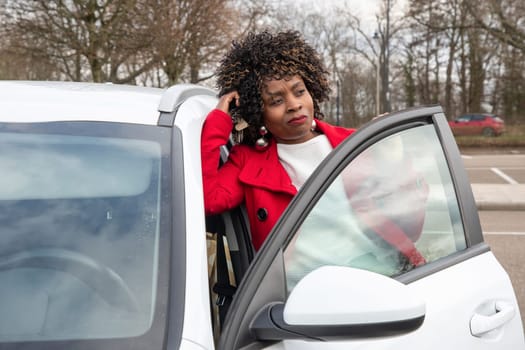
[301, 0, 407, 32]
[307, 0, 381, 19]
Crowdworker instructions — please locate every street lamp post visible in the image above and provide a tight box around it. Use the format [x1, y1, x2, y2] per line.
[373, 32, 381, 116]
[336, 79, 340, 126]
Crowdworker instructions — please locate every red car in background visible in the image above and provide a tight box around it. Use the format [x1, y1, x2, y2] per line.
[448, 113, 505, 136]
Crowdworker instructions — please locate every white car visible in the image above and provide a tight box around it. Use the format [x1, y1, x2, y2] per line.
[0, 80, 522, 349]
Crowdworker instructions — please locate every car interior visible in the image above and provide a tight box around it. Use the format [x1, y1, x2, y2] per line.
[205, 142, 255, 336]
[0, 132, 162, 341]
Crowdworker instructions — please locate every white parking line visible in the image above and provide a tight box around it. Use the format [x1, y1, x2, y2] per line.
[484, 231, 525, 236]
[461, 155, 473, 159]
[490, 167, 519, 184]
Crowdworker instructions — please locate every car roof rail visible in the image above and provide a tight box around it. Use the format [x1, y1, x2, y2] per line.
[157, 84, 217, 126]
[158, 84, 216, 113]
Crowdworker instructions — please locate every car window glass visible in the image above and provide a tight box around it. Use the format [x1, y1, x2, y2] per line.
[284, 125, 467, 292]
[0, 133, 156, 200]
[472, 115, 485, 121]
[0, 127, 167, 342]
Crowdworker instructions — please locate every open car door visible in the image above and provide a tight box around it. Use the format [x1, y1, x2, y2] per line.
[218, 105, 524, 349]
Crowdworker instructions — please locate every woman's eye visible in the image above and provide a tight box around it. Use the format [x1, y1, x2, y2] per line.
[296, 89, 306, 96]
[271, 98, 283, 105]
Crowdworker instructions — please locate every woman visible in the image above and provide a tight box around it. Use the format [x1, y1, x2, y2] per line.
[201, 30, 356, 251]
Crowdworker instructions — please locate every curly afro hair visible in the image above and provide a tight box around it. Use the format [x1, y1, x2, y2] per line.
[215, 30, 331, 145]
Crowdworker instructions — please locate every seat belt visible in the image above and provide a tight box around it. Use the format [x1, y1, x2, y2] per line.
[213, 140, 238, 325]
[213, 230, 237, 326]
[354, 208, 426, 266]
[343, 160, 428, 267]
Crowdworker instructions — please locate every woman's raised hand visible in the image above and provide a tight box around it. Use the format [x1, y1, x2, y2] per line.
[216, 91, 240, 114]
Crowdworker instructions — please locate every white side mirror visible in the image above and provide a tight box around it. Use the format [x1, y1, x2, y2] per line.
[284, 266, 425, 326]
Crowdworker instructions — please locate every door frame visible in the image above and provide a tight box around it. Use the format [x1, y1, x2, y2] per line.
[218, 105, 488, 349]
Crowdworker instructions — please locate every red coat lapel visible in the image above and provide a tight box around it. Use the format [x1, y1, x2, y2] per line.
[238, 140, 297, 196]
[236, 120, 355, 195]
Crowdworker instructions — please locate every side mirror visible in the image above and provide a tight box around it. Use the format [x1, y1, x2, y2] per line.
[250, 266, 425, 341]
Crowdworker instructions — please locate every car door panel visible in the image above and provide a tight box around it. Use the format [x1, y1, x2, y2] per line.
[219, 106, 524, 350]
[252, 252, 522, 349]
[408, 251, 522, 345]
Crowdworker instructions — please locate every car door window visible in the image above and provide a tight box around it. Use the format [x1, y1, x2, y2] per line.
[283, 124, 467, 291]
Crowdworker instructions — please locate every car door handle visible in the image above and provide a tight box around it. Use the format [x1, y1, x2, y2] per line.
[470, 301, 515, 337]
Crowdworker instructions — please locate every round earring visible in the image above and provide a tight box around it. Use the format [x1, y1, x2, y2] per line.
[311, 119, 317, 132]
[255, 126, 269, 150]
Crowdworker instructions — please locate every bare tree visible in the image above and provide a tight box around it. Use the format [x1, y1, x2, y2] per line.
[1, 0, 270, 86]
[143, 0, 274, 86]
[499, 46, 525, 122]
[457, 6, 497, 114]
[2, 0, 522, 125]
[469, 0, 525, 53]
[145, 0, 235, 85]
[343, 0, 406, 115]
[375, 0, 397, 113]
[2, 0, 157, 83]
[407, 0, 473, 117]
[467, 0, 525, 121]
[294, 11, 356, 125]
[0, 25, 59, 80]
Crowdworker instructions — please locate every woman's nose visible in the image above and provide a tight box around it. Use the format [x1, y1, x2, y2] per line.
[286, 97, 302, 112]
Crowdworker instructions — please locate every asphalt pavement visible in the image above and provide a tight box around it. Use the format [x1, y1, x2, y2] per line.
[461, 147, 525, 210]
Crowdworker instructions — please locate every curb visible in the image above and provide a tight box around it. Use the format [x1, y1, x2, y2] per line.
[475, 202, 525, 211]
[471, 184, 525, 211]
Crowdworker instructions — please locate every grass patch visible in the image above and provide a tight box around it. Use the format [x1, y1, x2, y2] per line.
[454, 124, 525, 147]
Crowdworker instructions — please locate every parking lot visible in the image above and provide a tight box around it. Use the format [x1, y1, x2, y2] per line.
[462, 150, 525, 184]
[461, 150, 525, 332]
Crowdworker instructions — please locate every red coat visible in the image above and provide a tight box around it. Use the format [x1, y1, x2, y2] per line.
[201, 109, 355, 250]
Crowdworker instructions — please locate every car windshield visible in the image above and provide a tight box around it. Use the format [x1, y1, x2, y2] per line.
[0, 121, 173, 348]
